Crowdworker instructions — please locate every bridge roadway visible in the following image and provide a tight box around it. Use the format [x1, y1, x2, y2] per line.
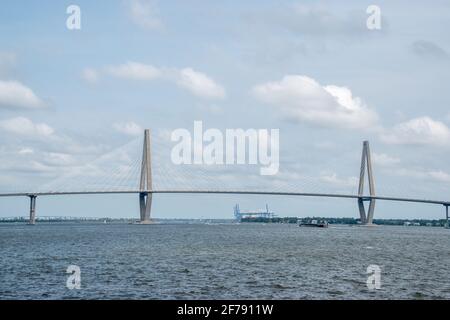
[0, 190, 449, 206]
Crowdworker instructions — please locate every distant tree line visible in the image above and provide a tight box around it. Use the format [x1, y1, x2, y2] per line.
[240, 216, 447, 226]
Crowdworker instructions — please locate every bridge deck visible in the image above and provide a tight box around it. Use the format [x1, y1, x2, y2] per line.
[0, 190, 448, 206]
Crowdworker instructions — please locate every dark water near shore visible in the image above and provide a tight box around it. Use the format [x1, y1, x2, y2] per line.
[0, 223, 449, 299]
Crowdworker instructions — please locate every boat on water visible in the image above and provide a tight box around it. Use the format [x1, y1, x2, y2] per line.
[298, 219, 329, 228]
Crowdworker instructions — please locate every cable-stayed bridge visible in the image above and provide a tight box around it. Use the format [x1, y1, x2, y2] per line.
[0, 130, 449, 226]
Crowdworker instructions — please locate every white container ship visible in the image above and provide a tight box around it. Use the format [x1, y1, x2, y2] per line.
[233, 204, 275, 221]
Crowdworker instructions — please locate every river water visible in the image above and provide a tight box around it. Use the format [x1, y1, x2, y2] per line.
[0, 223, 449, 299]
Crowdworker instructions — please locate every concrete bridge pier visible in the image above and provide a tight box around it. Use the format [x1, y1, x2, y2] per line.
[445, 204, 449, 229]
[139, 192, 152, 223]
[29, 195, 37, 225]
[139, 129, 153, 224]
[358, 197, 376, 225]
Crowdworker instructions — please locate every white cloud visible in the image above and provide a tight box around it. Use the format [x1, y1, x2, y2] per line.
[21, 161, 55, 173]
[18, 147, 34, 155]
[174, 68, 226, 99]
[41, 152, 75, 167]
[106, 61, 161, 80]
[0, 128, 140, 191]
[394, 167, 450, 184]
[18, 148, 34, 155]
[81, 68, 99, 84]
[380, 117, 450, 146]
[428, 170, 450, 183]
[128, 0, 162, 30]
[319, 172, 358, 187]
[113, 121, 143, 136]
[252, 75, 378, 129]
[90, 62, 226, 100]
[0, 80, 45, 109]
[372, 153, 401, 166]
[0, 117, 54, 137]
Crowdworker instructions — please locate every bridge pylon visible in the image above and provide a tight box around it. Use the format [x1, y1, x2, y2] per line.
[28, 195, 37, 225]
[139, 129, 153, 224]
[358, 141, 376, 225]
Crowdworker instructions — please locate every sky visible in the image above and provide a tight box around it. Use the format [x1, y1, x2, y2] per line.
[0, 0, 450, 219]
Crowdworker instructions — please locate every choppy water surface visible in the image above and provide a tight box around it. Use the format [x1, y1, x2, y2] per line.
[0, 223, 449, 299]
